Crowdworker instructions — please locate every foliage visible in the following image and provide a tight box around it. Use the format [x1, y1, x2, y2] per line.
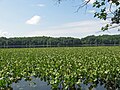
[0, 35, 120, 47]
[0, 47, 120, 90]
[0, 36, 81, 48]
[81, 35, 120, 45]
[93, 0, 120, 30]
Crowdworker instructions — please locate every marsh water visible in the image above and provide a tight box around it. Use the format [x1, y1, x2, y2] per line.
[9, 77, 107, 90]
[12, 78, 51, 90]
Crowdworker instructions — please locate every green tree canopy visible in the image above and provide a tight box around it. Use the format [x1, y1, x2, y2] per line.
[57, 0, 120, 31]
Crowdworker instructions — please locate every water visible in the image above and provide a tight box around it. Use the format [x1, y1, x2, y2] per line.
[10, 77, 106, 90]
[12, 77, 51, 90]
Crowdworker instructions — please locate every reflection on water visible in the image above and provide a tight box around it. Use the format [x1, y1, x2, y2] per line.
[10, 77, 107, 90]
[12, 77, 51, 90]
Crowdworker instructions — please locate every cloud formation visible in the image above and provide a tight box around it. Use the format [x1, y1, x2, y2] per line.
[85, 0, 96, 4]
[37, 4, 45, 7]
[26, 15, 41, 25]
[26, 20, 117, 38]
[0, 30, 8, 37]
[88, 10, 95, 14]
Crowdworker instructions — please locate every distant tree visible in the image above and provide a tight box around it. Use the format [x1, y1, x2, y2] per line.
[57, 0, 120, 31]
[81, 35, 120, 45]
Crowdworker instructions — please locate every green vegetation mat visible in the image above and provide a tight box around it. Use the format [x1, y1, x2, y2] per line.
[0, 47, 120, 90]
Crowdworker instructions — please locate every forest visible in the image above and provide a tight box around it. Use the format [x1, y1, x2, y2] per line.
[0, 34, 120, 48]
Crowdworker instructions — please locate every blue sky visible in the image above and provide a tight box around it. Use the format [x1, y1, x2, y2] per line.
[0, 0, 119, 38]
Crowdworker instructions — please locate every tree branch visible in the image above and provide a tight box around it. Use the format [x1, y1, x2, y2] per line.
[109, 24, 120, 29]
[75, 0, 90, 12]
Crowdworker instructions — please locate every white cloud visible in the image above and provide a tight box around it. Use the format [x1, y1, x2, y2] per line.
[26, 15, 41, 25]
[25, 20, 118, 38]
[88, 10, 95, 14]
[85, 0, 96, 4]
[49, 20, 109, 29]
[0, 30, 8, 37]
[37, 4, 45, 7]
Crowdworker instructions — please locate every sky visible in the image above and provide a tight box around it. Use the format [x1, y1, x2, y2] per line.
[0, 0, 119, 38]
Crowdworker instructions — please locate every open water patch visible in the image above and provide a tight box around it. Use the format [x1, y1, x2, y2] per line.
[11, 77, 51, 90]
[10, 77, 107, 90]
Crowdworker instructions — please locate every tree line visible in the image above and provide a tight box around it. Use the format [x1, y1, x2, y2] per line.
[81, 35, 120, 46]
[0, 36, 81, 48]
[0, 35, 120, 48]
